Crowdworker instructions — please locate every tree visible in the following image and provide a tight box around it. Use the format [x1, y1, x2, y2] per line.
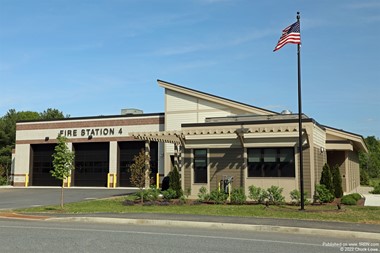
[169, 166, 182, 198]
[320, 163, 333, 195]
[332, 165, 343, 198]
[51, 135, 75, 209]
[129, 149, 150, 203]
[359, 136, 380, 178]
[40, 108, 68, 120]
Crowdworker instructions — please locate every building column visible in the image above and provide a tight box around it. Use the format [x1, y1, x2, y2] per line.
[65, 142, 73, 187]
[108, 141, 118, 188]
[13, 144, 31, 187]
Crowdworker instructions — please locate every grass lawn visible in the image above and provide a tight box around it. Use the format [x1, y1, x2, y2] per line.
[15, 196, 380, 224]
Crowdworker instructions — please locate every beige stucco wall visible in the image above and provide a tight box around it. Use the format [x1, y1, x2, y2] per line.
[13, 144, 31, 186]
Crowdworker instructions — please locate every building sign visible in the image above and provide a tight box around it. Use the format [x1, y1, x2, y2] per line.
[59, 127, 123, 137]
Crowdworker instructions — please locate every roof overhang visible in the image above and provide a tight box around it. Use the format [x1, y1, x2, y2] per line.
[324, 126, 368, 153]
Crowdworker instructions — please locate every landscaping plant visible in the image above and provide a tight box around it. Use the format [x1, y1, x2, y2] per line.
[248, 185, 267, 204]
[230, 188, 247, 205]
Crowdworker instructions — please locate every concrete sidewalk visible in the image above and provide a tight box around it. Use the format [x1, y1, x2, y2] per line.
[15, 212, 379, 240]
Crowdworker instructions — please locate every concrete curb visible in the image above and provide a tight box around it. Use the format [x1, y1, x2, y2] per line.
[47, 216, 380, 240]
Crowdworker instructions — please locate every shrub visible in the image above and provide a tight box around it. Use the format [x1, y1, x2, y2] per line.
[248, 185, 267, 204]
[290, 189, 309, 206]
[197, 186, 210, 202]
[209, 189, 228, 204]
[332, 165, 343, 198]
[266, 186, 285, 204]
[370, 183, 380, 194]
[320, 163, 334, 195]
[169, 166, 182, 198]
[230, 188, 247, 205]
[341, 195, 357, 205]
[350, 193, 362, 201]
[135, 188, 161, 202]
[162, 188, 177, 200]
[315, 184, 334, 203]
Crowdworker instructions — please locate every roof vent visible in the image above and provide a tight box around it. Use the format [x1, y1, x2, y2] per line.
[281, 109, 292, 115]
[121, 108, 143, 115]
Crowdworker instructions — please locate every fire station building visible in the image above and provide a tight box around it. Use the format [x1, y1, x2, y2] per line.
[12, 80, 367, 199]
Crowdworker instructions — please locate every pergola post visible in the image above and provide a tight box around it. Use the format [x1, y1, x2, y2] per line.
[145, 140, 151, 188]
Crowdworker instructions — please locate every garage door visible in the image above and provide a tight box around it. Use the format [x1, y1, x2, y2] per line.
[31, 144, 61, 186]
[73, 142, 109, 187]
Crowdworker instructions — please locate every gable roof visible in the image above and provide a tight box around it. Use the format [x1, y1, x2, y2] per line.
[324, 125, 368, 153]
[157, 79, 278, 116]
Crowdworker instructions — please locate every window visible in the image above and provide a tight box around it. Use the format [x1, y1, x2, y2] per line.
[193, 149, 207, 183]
[247, 148, 295, 177]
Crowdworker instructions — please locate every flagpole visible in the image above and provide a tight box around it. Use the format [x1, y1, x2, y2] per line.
[297, 12, 305, 211]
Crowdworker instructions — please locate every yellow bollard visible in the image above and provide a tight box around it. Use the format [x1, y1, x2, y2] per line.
[107, 173, 111, 188]
[25, 173, 29, 187]
[113, 174, 116, 188]
[67, 176, 71, 188]
[156, 173, 159, 189]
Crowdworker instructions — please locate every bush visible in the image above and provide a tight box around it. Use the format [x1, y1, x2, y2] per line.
[332, 165, 343, 198]
[230, 188, 247, 205]
[290, 189, 309, 206]
[162, 188, 177, 200]
[197, 186, 210, 202]
[248, 185, 267, 204]
[350, 193, 362, 201]
[370, 183, 380, 194]
[134, 188, 161, 202]
[315, 184, 334, 203]
[266, 186, 285, 204]
[341, 195, 357, 205]
[209, 189, 228, 204]
[169, 166, 182, 198]
[320, 163, 334, 195]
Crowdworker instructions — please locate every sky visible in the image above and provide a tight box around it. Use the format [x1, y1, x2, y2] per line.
[0, 0, 379, 138]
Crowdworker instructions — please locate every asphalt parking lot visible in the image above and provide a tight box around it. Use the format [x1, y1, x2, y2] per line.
[0, 187, 136, 210]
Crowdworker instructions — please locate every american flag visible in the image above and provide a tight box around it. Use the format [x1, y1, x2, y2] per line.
[273, 21, 301, 52]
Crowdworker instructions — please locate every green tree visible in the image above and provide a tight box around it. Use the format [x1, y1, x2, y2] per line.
[169, 166, 182, 198]
[320, 163, 334, 195]
[332, 165, 343, 198]
[359, 136, 380, 178]
[40, 108, 68, 119]
[51, 135, 75, 209]
[360, 168, 370, 186]
[129, 149, 150, 203]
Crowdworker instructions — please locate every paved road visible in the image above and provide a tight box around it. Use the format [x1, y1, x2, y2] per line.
[0, 187, 136, 210]
[1, 219, 378, 253]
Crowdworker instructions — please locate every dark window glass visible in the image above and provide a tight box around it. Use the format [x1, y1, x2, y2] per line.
[194, 149, 207, 183]
[247, 148, 295, 177]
